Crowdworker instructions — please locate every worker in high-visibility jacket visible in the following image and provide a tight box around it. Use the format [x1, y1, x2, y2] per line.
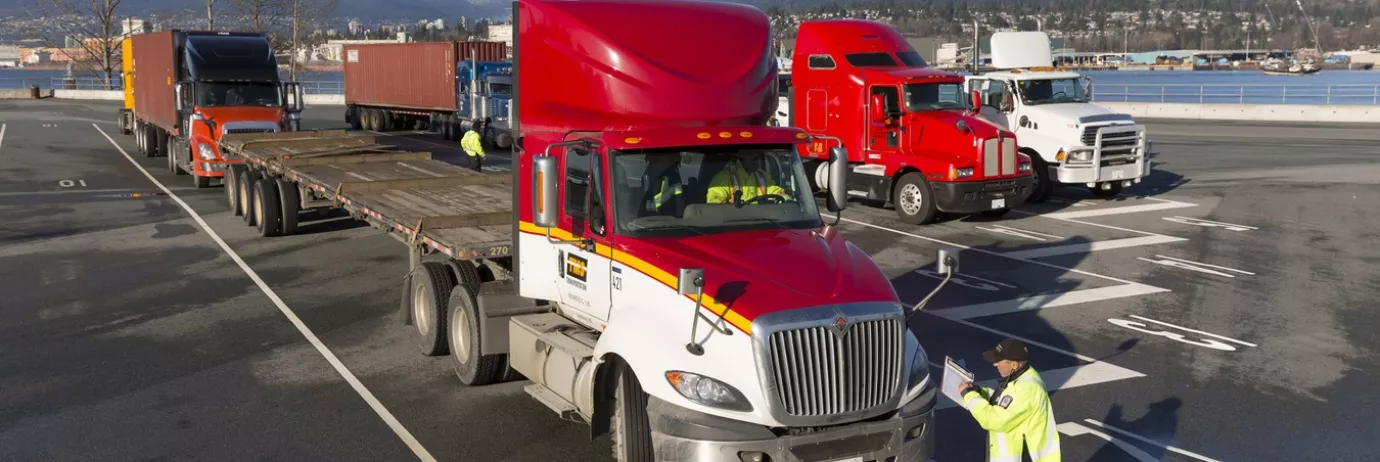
[959, 339, 1062, 462]
[460, 124, 486, 172]
[706, 154, 790, 204]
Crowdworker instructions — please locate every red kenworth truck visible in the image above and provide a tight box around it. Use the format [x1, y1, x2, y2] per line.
[786, 19, 1034, 224]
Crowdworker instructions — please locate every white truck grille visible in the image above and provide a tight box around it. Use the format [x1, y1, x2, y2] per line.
[1082, 124, 1138, 149]
[766, 318, 904, 418]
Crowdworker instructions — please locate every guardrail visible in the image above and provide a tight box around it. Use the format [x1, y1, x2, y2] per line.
[1090, 83, 1380, 106]
[0, 77, 121, 91]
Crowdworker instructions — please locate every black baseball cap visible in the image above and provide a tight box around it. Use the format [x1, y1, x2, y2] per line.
[983, 339, 1029, 363]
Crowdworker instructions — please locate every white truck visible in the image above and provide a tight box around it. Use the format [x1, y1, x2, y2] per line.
[964, 31, 1151, 201]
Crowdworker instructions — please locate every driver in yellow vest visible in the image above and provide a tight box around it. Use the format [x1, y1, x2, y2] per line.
[706, 154, 790, 204]
[959, 339, 1062, 462]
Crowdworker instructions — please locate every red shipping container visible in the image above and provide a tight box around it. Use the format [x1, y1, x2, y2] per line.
[344, 41, 507, 112]
[130, 31, 179, 132]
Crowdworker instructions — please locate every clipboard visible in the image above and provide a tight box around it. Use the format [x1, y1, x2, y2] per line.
[942, 356, 985, 407]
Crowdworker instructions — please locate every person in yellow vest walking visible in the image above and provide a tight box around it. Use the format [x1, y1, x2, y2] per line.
[959, 338, 1061, 462]
[460, 124, 486, 172]
[706, 154, 790, 204]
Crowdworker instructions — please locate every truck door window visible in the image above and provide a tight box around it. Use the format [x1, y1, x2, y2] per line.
[807, 55, 836, 69]
[565, 146, 592, 219]
[870, 86, 900, 115]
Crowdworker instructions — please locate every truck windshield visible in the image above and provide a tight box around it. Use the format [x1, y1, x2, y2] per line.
[197, 82, 282, 108]
[1018, 78, 1089, 105]
[903, 82, 968, 111]
[610, 146, 821, 237]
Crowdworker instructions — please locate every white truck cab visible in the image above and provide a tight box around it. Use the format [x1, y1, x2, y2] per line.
[771, 56, 792, 128]
[965, 31, 1150, 201]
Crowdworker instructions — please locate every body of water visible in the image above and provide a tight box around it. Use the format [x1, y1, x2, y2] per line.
[5, 67, 1377, 105]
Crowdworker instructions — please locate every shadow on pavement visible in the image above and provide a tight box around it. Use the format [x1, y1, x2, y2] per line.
[1087, 399, 1183, 461]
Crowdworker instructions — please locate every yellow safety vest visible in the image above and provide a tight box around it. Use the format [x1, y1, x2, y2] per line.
[963, 367, 1062, 462]
[461, 130, 485, 158]
[707, 160, 787, 204]
[652, 176, 682, 209]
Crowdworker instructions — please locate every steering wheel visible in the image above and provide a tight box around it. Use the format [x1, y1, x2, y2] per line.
[1051, 91, 1068, 99]
[741, 194, 788, 206]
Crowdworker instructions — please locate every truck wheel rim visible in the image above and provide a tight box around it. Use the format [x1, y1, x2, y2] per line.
[239, 182, 248, 214]
[899, 184, 923, 215]
[413, 283, 430, 334]
[451, 302, 470, 360]
[254, 194, 263, 225]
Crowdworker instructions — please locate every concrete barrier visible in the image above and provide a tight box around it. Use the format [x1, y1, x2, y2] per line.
[53, 89, 125, 101]
[305, 94, 344, 106]
[1102, 102, 1380, 124]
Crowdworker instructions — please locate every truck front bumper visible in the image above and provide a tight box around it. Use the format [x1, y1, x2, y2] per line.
[649, 386, 937, 462]
[1055, 159, 1149, 185]
[931, 176, 1034, 213]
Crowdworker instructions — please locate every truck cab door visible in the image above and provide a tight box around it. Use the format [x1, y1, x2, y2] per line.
[556, 145, 614, 330]
[866, 85, 902, 161]
[970, 78, 1011, 129]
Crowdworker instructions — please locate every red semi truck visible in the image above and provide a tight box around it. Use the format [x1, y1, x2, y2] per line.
[124, 30, 303, 188]
[342, 41, 513, 147]
[786, 20, 1035, 224]
[218, 1, 954, 460]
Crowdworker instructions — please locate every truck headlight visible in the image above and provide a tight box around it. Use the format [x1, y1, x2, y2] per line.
[198, 142, 217, 160]
[902, 331, 932, 404]
[1069, 151, 1093, 162]
[1018, 161, 1031, 173]
[665, 371, 752, 412]
[950, 166, 974, 179]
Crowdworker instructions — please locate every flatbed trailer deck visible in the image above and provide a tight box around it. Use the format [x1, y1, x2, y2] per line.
[218, 130, 514, 262]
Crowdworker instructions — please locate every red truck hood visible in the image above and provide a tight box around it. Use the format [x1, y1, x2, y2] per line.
[196, 106, 284, 136]
[615, 226, 899, 333]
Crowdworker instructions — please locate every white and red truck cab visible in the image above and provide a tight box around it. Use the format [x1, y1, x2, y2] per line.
[503, 1, 947, 460]
[784, 19, 1035, 224]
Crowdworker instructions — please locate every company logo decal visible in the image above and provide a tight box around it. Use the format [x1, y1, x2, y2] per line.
[566, 254, 588, 290]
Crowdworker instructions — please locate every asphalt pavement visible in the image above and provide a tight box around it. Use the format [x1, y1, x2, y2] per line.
[2, 100, 1377, 462]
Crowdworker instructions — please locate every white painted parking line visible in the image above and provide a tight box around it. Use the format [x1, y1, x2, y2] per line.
[0, 123, 6, 152]
[95, 124, 439, 462]
[1057, 421, 1160, 462]
[1000, 235, 1187, 259]
[1128, 314, 1258, 348]
[1163, 215, 1259, 231]
[936, 361, 1146, 410]
[1041, 198, 1197, 219]
[933, 283, 1169, 320]
[1046, 197, 1091, 207]
[1138, 254, 1255, 278]
[976, 224, 1063, 241]
[1084, 419, 1224, 462]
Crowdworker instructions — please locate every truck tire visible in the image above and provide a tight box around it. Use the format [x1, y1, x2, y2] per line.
[413, 117, 427, 131]
[142, 125, 155, 157]
[1027, 153, 1053, 203]
[892, 172, 938, 225]
[193, 174, 212, 189]
[135, 123, 144, 152]
[277, 179, 300, 235]
[240, 169, 262, 226]
[1089, 182, 1123, 198]
[611, 364, 655, 462]
[171, 138, 188, 175]
[447, 285, 506, 386]
[381, 110, 395, 132]
[226, 165, 244, 216]
[441, 114, 454, 141]
[254, 178, 282, 237]
[410, 262, 455, 356]
[347, 107, 362, 130]
[155, 129, 169, 158]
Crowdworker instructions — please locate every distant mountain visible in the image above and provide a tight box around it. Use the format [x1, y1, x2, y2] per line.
[1, 0, 511, 23]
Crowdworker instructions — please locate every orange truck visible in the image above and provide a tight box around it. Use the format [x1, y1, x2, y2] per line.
[121, 30, 303, 188]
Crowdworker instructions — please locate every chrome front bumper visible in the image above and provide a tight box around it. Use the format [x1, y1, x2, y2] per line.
[649, 386, 937, 462]
[1054, 159, 1148, 184]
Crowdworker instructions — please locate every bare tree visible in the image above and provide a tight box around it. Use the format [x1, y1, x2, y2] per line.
[207, 0, 218, 29]
[289, 0, 339, 81]
[33, 0, 126, 90]
[232, 0, 290, 32]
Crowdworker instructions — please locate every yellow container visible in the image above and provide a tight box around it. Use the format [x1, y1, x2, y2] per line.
[121, 38, 134, 110]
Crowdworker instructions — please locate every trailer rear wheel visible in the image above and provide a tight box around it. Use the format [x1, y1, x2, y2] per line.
[381, 110, 395, 132]
[141, 125, 155, 157]
[135, 123, 143, 152]
[447, 285, 505, 386]
[254, 178, 282, 236]
[611, 364, 655, 462]
[410, 262, 455, 356]
[240, 170, 262, 226]
[347, 107, 362, 130]
[893, 172, 938, 225]
[277, 179, 300, 235]
[226, 165, 244, 216]
[155, 129, 169, 158]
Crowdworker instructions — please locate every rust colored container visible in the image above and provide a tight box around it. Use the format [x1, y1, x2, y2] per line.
[130, 31, 178, 132]
[344, 41, 508, 112]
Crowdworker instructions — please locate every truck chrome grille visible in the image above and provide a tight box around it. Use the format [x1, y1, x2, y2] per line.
[766, 318, 903, 417]
[225, 128, 276, 134]
[982, 138, 999, 177]
[1082, 124, 1138, 148]
[1000, 136, 1017, 175]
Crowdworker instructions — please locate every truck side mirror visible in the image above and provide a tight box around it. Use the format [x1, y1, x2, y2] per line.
[174, 82, 186, 112]
[869, 94, 887, 123]
[826, 146, 849, 212]
[970, 90, 983, 111]
[533, 154, 558, 228]
[677, 268, 705, 295]
[283, 82, 304, 113]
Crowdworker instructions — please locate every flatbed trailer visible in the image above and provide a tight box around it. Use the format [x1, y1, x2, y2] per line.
[218, 130, 515, 264]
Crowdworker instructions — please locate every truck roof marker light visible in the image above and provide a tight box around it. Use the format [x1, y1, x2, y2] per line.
[739, 132, 752, 138]
[624, 137, 641, 144]
[697, 132, 712, 140]
[718, 131, 732, 139]
[795, 132, 807, 139]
